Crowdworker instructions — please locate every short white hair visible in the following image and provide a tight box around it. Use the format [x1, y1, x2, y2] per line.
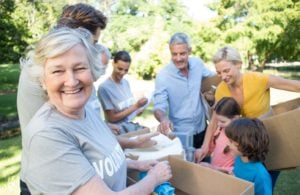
[20, 27, 100, 83]
[169, 32, 191, 48]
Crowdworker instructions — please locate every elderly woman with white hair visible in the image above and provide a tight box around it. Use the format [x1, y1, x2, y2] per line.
[20, 27, 171, 195]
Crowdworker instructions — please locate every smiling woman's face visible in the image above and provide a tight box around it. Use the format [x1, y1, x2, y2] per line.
[112, 60, 130, 83]
[42, 44, 93, 118]
[215, 60, 241, 85]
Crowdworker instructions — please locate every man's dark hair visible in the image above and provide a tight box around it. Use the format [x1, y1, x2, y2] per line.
[57, 3, 107, 35]
[114, 51, 131, 63]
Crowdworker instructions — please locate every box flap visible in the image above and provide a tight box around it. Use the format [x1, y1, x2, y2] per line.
[271, 97, 300, 115]
[263, 107, 300, 170]
[168, 156, 254, 195]
[201, 75, 221, 93]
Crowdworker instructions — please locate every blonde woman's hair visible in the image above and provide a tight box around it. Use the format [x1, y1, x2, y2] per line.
[20, 27, 101, 83]
[212, 46, 242, 65]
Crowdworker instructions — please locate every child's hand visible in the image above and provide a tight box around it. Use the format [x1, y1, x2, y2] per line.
[194, 148, 208, 163]
[199, 162, 214, 169]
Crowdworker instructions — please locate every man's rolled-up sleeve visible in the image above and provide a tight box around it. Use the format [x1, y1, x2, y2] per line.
[153, 76, 169, 113]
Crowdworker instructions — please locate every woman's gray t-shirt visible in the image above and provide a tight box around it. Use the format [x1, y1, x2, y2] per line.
[21, 102, 127, 194]
[98, 78, 134, 124]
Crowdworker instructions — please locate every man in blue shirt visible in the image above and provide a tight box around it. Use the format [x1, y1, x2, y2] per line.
[153, 32, 215, 149]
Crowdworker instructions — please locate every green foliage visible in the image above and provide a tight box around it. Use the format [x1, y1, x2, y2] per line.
[0, 64, 20, 93]
[0, 94, 17, 119]
[103, 15, 154, 54]
[102, 0, 194, 79]
[209, 0, 300, 67]
[1, 0, 63, 63]
[273, 167, 300, 195]
[0, 64, 19, 118]
[0, 0, 28, 63]
[269, 5, 300, 62]
[136, 53, 162, 80]
[12, 0, 61, 44]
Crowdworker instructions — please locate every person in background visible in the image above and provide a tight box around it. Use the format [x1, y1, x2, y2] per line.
[225, 118, 272, 195]
[91, 44, 158, 148]
[20, 27, 172, 195]
[98, 51, 149, 134]
[195, 97, 240, 174]
[88, 43, 111, 115]
[56, 3, 107, 44]
[16, 2, 156, 149]
[196, 46, 300, 188]
[153, 32, 215, 148]
[17, 3, 107, 131]
[95, 43, 111, 74]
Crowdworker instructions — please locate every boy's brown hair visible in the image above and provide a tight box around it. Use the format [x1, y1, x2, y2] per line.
[225, 118, 269, 162]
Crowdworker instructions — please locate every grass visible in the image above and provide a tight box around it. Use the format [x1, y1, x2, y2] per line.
[0, 63, 20, 194]
[0, 94, 18, 119]
[274, 167, 300, 194]
[0, 64, 20, 93]
[0, 63, 20, 119]
[0, 136, 21, 195]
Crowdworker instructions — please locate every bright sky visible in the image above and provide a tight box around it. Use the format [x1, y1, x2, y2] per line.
[182, 0, 217, 22]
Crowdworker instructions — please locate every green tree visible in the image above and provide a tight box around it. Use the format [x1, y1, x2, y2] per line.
[208, 0, 300, 69]
[0, 0, 27, 63]
[1, 0, 63, 63]
[102, 0, 194, 79]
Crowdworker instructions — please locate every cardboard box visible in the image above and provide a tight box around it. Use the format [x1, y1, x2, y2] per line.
[201, 75, 221, 93]
[262, 97, 300, 170]
[271, 97, 300, 115]
[128, 156, 254, 195]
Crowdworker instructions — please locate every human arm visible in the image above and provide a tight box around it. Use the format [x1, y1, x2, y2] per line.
[107, 123, 121, 135]
[195, 111, 218, 163]
[117, 132, 159, 149]
[153, 72, 173, 135]
[105, 97, 148, 123]
[202, 90, 215, 107]
[73, 161, 172, 195]
[267, 75, 300, 92]
[154, 109, 173, 135]
[126, 159, 158, 171]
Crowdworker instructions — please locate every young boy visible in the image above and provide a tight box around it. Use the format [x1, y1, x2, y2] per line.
[225, 118, 272, 195]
